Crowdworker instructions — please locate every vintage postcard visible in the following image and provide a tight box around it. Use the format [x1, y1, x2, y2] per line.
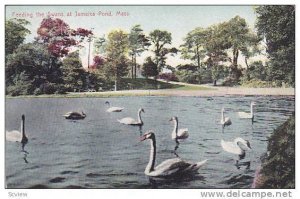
[4, 4, 295, 193]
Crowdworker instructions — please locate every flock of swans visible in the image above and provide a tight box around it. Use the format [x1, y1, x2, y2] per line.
[6, 100, 256, 179]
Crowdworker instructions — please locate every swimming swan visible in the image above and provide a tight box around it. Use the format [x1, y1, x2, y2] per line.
[140, 131, 207, 177]
[238, 102, 256, 120]
[63, 111, 86, 120]
[6, 114, 28, 144]
[105, 101, 124, 112]
[118, 108, 144, 126]
[220, 108, 232, 128]
[221, 137, 251, 157]
[170, 116, 189, 140]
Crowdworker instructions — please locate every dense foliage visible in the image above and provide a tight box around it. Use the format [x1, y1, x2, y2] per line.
[5, 18, 31, 56]
[259, 115, 295, 188]
[255, 5, 295, 87]
[6, 43, 65, 96]
[5, 8, 295, 96]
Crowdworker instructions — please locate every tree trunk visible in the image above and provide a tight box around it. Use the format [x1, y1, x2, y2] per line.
[245, 57, 250, 81]
[131, 54, 134, 79]
[134, 55, 137, 79]
[213, 79, 217, 86]
[232, 48, 239, 80]
[196, 46, 200, 68]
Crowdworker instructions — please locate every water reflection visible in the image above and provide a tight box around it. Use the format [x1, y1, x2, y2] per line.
[148, 173, 206, 188]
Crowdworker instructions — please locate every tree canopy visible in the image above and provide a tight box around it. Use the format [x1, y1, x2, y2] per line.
[255, 5, 295, 86]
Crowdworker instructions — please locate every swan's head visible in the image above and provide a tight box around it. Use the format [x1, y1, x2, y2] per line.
[105, 101, 110, 105]
[81, 111, 86, 116]
[139, 108, 145, 113]
[221, 107, 225, 112]
[140, 130, 155, 141]
[251, 102, 256, 106]
[235, 138, 251, 150]
[245, 140, 251, 149]
[22, 114, 25, 121]
[169, 116, 178, 122]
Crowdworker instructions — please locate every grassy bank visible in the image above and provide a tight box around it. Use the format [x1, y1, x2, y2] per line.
[253, 114, 295, 188]
[6, 78, 212, 98]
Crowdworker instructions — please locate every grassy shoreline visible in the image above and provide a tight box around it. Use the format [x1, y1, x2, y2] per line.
[5, 86, 295, 99]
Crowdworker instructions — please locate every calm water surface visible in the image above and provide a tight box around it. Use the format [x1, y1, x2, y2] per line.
[5, 96, 294, 188]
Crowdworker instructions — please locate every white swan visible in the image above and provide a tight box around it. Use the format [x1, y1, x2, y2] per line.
[220, 108, 232, 128]
[221, 137, 251, 157]
[238, 102, 256, 120]
[170, 116, 189, 140]
[6, 114, 28, 144]
[118, 108, 144, 126]
[140, 131, 207, 177]
[105, 101, 124, 112]
[63, 111, 86, 120]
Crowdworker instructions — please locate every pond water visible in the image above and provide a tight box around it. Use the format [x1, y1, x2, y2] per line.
[5, 96, 294, 188]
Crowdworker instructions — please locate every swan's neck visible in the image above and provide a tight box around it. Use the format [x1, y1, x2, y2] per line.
[250, 104, 254, 118]
[145, 137, 156, 174]
[221, 109, 224, 121]
[235, 138, 246, 151]
[172, 119, 178, 138]
[21, 118, 26, 140]
[138, 110, 143, 124]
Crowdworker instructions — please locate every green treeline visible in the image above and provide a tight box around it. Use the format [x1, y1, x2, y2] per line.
[5, 6, 295, 96]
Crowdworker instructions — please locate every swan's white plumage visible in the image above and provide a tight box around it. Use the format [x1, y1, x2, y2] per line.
[238, 102, 256, 119]
[221, 139, 243, 155]
[118, 117, 138, 124]
[170, 117, 189, 140]
[6, 114, 27, 143]
[6, 130, 22, 142]
[141, 131, 207, 177]
[106, 107, 124, 112]
[220, 108, 232, 127]
[105, 101, 124, 112]
[221, 138, 251, 156]
[118, 108, 144, 125]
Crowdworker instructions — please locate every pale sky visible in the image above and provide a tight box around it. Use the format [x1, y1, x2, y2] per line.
[6, 5, 260, 67]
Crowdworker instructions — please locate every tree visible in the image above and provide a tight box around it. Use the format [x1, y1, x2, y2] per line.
[180, 27, 206, 68]
[149, 30, 175, 73]
[105, 29, 130, 85]
[128, 25, 150, 79]
[90, 55, 105, 70]
[6, 42, 64, 95]
[255, 5, 295, 86]
[5, 18, 31, 56]
[219, 16, 260, 81]
[62, 51, 87, 91]
[36, 17, 92, 57]
[142, 57, 158, 78]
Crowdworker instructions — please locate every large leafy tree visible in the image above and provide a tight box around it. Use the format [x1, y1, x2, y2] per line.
[180, 27, 206, 68]
[6, 43, 64, 95]
[149, 30, 177, 73]
[128, 25, 150, 79]
[219, 16, 260, 81]
[255, 5, 295, 86]
[105, 29, 129, 88]
[36, 17, 92, 57]
[5, 18, 31, 56]
[62, 51, 87, 91]
[142, 57, 158, 78]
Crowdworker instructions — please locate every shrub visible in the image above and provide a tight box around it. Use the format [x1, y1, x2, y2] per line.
[258, 115, 295, 188]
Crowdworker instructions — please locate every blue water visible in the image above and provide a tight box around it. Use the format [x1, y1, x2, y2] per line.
[5, 96, 294, 188]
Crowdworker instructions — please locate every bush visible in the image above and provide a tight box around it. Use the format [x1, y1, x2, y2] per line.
[258, 115, 295, 188]
[158, 73, 178, 82]
[222, 77, 239, 86]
